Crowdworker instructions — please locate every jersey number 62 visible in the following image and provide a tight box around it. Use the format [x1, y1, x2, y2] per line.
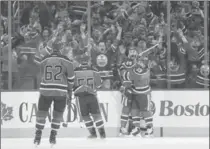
[45, 65, 62, 81]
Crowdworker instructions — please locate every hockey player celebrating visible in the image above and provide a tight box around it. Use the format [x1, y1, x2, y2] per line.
[118, 47, 137, 137]
[130, 56, 154, 137]
[119, 48, 154, 137]
[33, 40, 75, 146]
[74, 54, 106, 139]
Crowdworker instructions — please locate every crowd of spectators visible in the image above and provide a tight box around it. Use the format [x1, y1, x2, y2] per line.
[0, 1, 209, 90]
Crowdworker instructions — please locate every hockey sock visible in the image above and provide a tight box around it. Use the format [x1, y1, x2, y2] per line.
[36, 110, 48, 130]
[130, 116, 141, 135]
[140, 127, 147, 133]
[95, 119, 104, 128]
[132, 116, 141, 128]
[92, 114, 104, 128]
[92, 114, 106, 137]
[83, 116, 96, 136]
[85, 120, 94, 129]
[98, 127, 106, 138]
[120, 115, 129, 128]
[128, 116, 134, 133]
[95, 119, 106, 138]
[145, 117, 154, 134]
[83, 116, 94, 128]
[51, 111, 63, 131]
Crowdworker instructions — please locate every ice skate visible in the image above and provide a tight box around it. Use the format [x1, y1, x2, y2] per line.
[130, 127, 141, 137]
[98, 127, 106, 139]
[144, 128, 154, 138]
[87, 128, 97, 139]
[34, 129, 42, 147]
[49, 130, 57, 147]
[119, 127, 129, 137]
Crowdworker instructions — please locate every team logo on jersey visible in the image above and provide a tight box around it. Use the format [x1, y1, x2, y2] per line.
[1, 102, 14, 125]
[134, 67, 143, 73]
[96, 54, 108, 67]
[200, 65, 209, 77]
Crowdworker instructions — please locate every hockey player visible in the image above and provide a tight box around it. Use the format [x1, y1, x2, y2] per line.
[74, 55, 106, 139]
[120, 51, 154, 137]
[129, 56, 153, 137]
[118, 47, 137, 137]
[34, 40, 75, 146]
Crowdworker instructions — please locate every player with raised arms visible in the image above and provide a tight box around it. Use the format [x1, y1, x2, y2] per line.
[128, 55, 153, 137]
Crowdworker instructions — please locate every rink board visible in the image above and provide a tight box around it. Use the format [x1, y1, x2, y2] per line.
[1, 91, 209, 138]
[1, 138, 209, 149]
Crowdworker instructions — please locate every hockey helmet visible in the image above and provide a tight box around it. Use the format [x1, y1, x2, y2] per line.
[76, 53, 90, 65]
[52, 39, 63, 52]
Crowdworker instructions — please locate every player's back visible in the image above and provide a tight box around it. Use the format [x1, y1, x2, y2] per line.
[39, 52, 74, 97]
[74, 64, 102, 96]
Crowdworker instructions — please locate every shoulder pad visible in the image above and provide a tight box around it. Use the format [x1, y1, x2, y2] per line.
[124, 60, 135, 67]
[42, 54, 51, 61]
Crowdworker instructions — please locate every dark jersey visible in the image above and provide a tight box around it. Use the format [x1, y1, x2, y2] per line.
[74, 64, 102, 96]
[119, 58, 136, 88]
[120, 59, 151, 94]
[150, 59, 167, 84]
[196, 64, 209, 87]
[34, 41, 52, 64]
[168, 47, 186, 84]
[91, 50, 116, 78]
[39, 52, 75, 97]
[91, 39, 119, 79]
[129, 63, 151, 94]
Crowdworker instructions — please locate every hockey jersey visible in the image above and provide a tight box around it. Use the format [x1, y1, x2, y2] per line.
[39, 52, 75, 97]
[119, 58, 136, 88]
[129, 62, 151, 94]
[120, 59, 151, 94]
[34, 41, 52, 64]
[168, 46, 187, 84]
[183, 38, 204, 62]
[74, 64, 102, 96]
[149, 48, 167, 85]
[150, 59, 167, 84]
[18, 22, 41, 54]
[195, 64, 209, 87]
[91, 49, 116, 78]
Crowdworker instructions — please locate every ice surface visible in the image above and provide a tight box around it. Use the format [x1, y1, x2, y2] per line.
[1, 138, 209, 149]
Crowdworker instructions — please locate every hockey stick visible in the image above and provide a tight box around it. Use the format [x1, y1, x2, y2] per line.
[62, 97, 71, 127]
[75, 96, 85, 128]
[138, 43, 159, 58]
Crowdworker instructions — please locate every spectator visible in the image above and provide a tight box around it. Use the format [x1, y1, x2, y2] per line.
[0, 1, 208, 90]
